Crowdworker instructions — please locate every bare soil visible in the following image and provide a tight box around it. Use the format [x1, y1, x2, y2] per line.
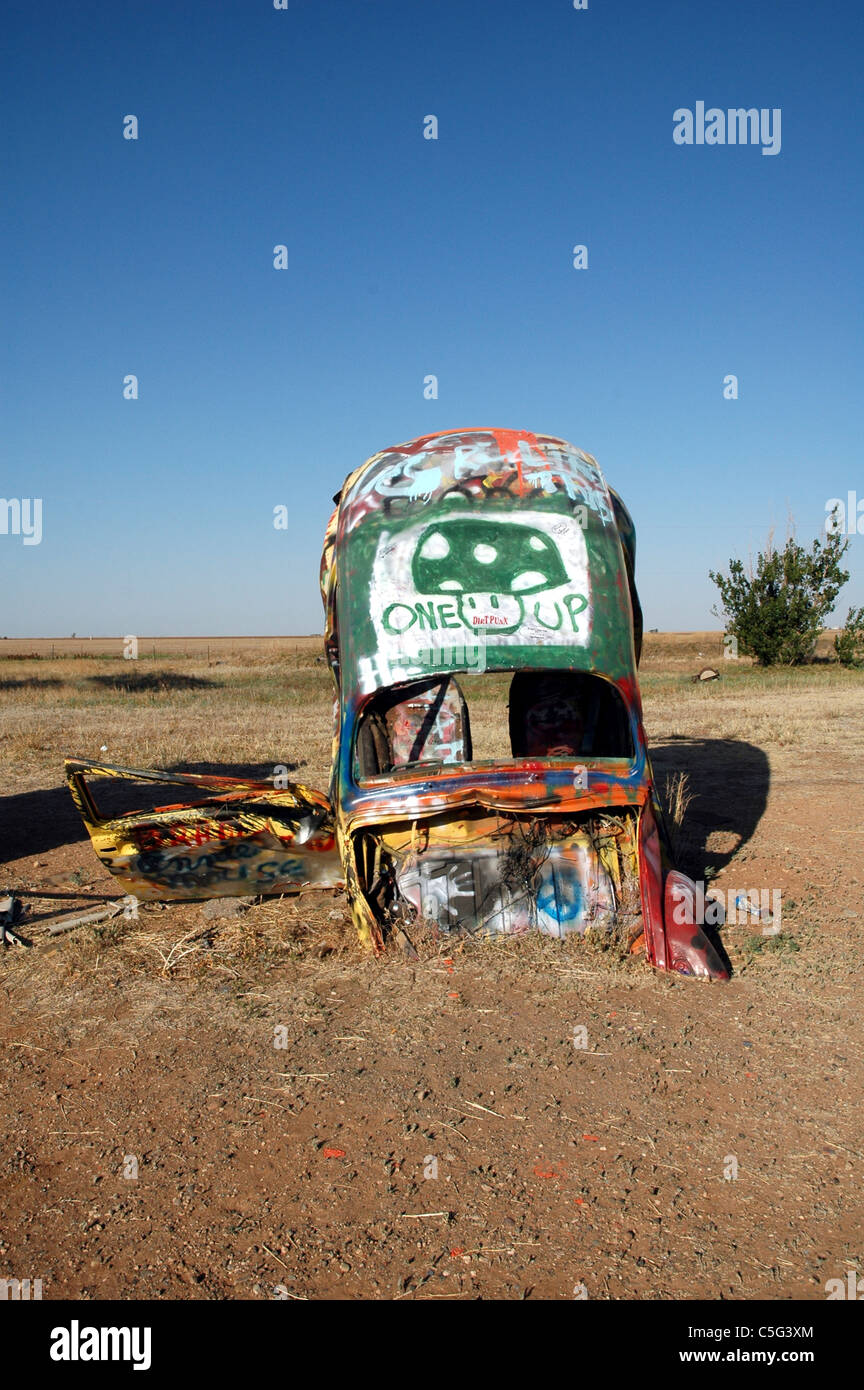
[1, 636, 862, 1300]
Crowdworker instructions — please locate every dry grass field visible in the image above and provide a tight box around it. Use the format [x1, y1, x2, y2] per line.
[1, 632, 863, 1300]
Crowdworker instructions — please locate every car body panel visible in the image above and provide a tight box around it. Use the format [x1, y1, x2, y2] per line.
[64, 759, 341, 901]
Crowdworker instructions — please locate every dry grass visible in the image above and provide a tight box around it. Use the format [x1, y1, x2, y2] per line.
[658, 770, 692, 859]
[0, 654, 335, 790]
[4, 630, 864, 799]
[642, 667, 864, 751]
[3, 629, 864, 993]
[54, 890, 357, 982]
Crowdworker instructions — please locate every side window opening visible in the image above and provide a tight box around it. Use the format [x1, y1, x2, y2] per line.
[508, 671, 632, 759]
[355, 676, 472, 778]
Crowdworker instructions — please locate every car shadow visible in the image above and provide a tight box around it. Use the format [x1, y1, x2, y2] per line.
[651, 737, 771, 978]
[651, 736, 771, 880]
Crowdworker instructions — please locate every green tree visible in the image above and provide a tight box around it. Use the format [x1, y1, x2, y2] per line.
[710, 526, 850, 666]
[835, 606, 864, 668]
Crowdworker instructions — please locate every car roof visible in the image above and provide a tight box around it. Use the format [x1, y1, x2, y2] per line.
[325, 427, 640, 700]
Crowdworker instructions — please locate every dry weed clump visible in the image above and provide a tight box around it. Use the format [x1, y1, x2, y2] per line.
[659, 770, 693, 859]
[12, 891, 357, 988]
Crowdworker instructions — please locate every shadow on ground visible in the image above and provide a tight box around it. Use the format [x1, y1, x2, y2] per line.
[85, 671, 220, 693]
[0, 677, 64, 690]
[0, 785, 89, 863]
[166, 761, 306, 780]
[652, 736, 771, 878]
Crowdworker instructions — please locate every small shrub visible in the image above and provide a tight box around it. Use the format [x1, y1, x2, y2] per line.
[835, 606, 864, 668]
[710, 526, 850, 666]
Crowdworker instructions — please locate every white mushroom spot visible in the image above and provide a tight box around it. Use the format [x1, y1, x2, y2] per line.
[473, 543, 498, 564]
[439, 579, 463, 591]
[512, 570, 547, 591]
[529, 535, 547, 551]
[419, 531, 449, 560]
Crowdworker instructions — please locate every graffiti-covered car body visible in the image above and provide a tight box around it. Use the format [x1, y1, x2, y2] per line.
[64, 760, 340, 900]
[318, 427, 726, 979]
[65, 427, 727, 980]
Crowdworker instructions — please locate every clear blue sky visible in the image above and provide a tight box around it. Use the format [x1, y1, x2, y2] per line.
[2, 0, 861, 636]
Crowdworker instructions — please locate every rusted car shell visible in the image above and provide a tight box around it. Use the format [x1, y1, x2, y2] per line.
[319, 427, 726, 978]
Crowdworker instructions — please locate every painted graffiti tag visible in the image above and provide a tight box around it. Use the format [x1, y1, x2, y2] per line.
[536, 864, 584, 929]
[131, 840, 317, 892]
[361, 504, 594, 692]
[382, 592, 588, 638]
[413, 518, 569, 594]
[136, 820, 246, 850]
[341, 429, 614, 533]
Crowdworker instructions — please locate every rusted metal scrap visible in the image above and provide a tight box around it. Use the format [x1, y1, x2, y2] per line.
[64, 760, 341, 901]
[45, 899, 126, 936]
[1, 893, 27, 947]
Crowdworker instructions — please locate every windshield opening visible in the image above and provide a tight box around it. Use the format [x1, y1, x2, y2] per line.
[353, 670, 633, 781]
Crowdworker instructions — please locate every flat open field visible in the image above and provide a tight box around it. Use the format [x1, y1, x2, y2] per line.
[1, 633, 863, 1300]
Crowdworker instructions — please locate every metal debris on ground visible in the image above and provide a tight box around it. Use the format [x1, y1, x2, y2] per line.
[45, 899, 126, 936]
[1, 893, 27, 947]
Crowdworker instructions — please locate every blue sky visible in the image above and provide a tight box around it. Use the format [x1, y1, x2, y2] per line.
[2, 0, 861, 636]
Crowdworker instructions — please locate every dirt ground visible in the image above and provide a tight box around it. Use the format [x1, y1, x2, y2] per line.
[1, 634, 863, 1301]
